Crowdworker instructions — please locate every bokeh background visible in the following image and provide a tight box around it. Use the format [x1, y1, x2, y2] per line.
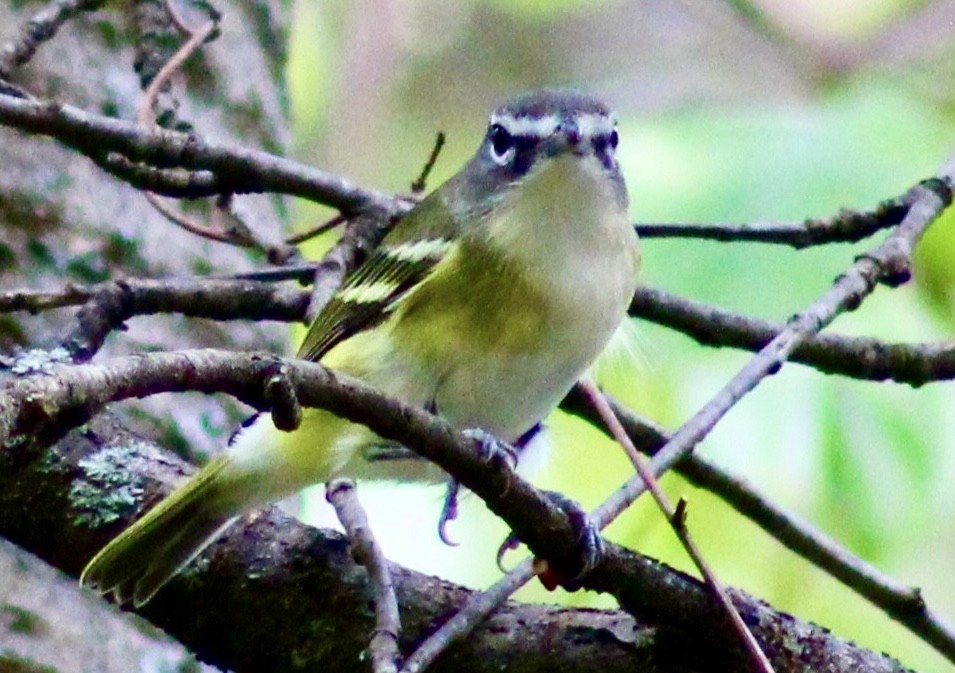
[285, 2, 955, 671]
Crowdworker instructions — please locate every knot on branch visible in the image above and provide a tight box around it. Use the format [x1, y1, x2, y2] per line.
[919, 177, 954, 208]
[68, 280, 136, 362]
[264, 362, 302, 431]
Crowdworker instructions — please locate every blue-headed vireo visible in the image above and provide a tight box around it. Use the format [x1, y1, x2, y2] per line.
[81, 89, 642, 605]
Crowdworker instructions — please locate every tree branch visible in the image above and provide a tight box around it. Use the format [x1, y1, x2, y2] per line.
[635, 187, 914, 248]
[562, 388, 955, 663]
[630, 285, 955, 385]
[0, 348, 917, 672]
[0, 0, 106, 79]
[0, 412, 658, 673]
[0, 92, 401, 215]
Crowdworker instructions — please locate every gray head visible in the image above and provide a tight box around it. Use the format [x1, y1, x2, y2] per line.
[449, 90, 626, 221]
[486, 90, 619, 174]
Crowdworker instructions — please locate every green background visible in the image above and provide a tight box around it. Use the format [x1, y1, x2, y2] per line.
[286, 2, 955, 671]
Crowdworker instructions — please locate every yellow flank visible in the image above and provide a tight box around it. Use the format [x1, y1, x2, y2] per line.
[394, 242, 550, 360]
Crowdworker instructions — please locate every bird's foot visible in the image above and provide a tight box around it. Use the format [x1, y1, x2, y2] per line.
[496, 490, 603, 591]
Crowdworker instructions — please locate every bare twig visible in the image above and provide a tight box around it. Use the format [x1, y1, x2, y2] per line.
[285, 213, 346, 246]
[560, 390, 955, 666]
[57, 278, 309, 361]
[410, 132, 446, 194]
[630, 285, 955, 385]
[224, 264, 319, 283]
[401, 558, 539, 673]
[0, 0, 106, 78]
[579, 381, 775, 673]
[327, 479, 401, 673]
[135, 12, 217, 129]
[133, 9, 292, 258]
[145, 191, 235, 242]
[0, 277, 311, 315]
[635, 188, 914, 248]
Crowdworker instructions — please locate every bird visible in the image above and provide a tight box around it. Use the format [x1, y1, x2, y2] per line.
[80, 89, 642, 606]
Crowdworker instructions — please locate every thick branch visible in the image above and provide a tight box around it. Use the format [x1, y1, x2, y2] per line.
[0, 413, 656, 673]
[0, 92, 399, 215]
[0, 348, 915, 672]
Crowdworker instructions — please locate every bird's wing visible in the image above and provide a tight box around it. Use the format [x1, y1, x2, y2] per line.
[297, 194, 458, 362]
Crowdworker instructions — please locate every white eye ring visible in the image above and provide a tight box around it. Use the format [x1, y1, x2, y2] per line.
[487, 123, 516, 165]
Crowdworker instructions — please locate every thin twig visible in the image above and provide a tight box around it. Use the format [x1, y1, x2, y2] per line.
[145, 191, 235, 242]
[327, 479, 401, 673]
[286, 213, 346, 246]
[410, 132, 446, 194]
[0, 276, 312, 315]
[135, 13, 264, 252]
[635, 191, 913, 248]
[401, 558, 539, 673]
[579, 381, 775, 673]
[135, 14, 216, 128]
[130, 8, 296, 262]
[58, 278, 309, 361]
[0, 0, 106, 78]
[561, 391, 955, 665]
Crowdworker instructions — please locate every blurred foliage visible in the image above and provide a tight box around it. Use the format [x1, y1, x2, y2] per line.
[288, 1, 955, 671]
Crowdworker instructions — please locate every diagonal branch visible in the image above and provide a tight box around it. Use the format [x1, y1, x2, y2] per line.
[0, 348, 912, 672]
[603, 172, 952, 517]
[630, 286, 955, 385]
[585, 166, 954, 664]
[562, 388, 955, 663]
[0, 0, 106, 79]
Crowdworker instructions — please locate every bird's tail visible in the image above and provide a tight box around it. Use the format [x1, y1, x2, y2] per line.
[81, 409, 366, 606]
[80, 454, 244, 606]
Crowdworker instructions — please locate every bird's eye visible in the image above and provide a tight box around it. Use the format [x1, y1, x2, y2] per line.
[593, 130, 618, 155]
[488, 124, 515, 164]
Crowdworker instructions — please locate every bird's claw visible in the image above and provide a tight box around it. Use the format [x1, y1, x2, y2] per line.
[496, 491, 603, 591]
[495, 532, 521, 572]
[539, 490, 604, 591]
[462, 428, 518, 470]
[437, 478, 461, 546]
